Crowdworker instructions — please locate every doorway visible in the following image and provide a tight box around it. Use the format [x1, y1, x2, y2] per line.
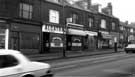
[43, 32, 50, 53]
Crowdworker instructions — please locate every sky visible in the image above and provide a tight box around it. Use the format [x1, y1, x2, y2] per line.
[74, 0, 135, 23]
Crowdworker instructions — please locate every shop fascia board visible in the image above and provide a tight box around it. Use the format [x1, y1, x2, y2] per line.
[85, 31, 97, 36]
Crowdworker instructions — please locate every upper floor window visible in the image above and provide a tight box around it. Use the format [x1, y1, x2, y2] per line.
[130, 28, 134, 33]
[49, 10, 59, 24]
[112, 22, 116, 30]
[120, 26, 123, 31]
[19, 3, 33, 19]
[71, 13, 79, 24]
[88, 17, 94, 28]
[100, 19, 106, 29]
[123, 27, 125, 31]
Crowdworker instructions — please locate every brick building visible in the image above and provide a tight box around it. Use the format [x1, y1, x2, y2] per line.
[0, 0, 42, 54]
[0, 0, 121, 55]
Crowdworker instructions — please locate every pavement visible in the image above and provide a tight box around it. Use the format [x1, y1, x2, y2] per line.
[28, 48, 124, 61]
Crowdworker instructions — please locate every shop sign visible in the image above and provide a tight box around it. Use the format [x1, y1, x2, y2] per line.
[51, 37, 63, 47]
[110, 32, 119, 37]
[85, 31, 97, 36]
[42, 25, 63, 34]
[72, 43, 82, 46]
[67, 23, 84, 30]
[102, 34, 112, 39]
[68, 29, 86, 36]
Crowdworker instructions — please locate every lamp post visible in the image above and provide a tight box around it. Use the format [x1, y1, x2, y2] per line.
[62, 1, 66, 57]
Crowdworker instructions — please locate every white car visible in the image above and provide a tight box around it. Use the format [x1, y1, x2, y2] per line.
[125, 44, 135, 53]
[0, 49, 53, 77]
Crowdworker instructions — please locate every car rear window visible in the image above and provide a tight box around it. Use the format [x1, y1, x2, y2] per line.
[0, 55, 19, 68]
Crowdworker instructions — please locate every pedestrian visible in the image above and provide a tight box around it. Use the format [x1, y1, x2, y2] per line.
[114, 42, 117, 52]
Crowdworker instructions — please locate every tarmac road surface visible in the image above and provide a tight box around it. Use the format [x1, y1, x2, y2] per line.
[53, 53, 135, 77]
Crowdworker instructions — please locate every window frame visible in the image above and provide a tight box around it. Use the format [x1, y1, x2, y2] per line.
[100, 19, 106, 29]
[19, 3, 33, 19]
[49, 9, 60, 24]
[71, 13, 79, 24]
[88, 17, 94, 28]
[112, 22, 116, 30]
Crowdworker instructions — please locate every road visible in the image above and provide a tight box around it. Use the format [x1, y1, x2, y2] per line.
[53, 53, 135, 77]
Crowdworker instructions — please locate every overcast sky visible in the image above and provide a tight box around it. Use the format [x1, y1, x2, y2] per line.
[74, 0, 135, 23]
[92, 0, 135, 23]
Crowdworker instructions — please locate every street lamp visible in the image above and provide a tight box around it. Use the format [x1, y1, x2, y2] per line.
[62, 2, 66, 57]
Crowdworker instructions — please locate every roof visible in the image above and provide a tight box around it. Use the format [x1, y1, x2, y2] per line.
[128, 24, 135, 28]
[0, 49, 20, 55]
[98, 12, 119, 19]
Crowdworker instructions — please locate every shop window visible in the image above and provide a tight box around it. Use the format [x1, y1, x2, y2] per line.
[20, 32, 40, 49]
[72, 37, 82, 46]
[0, 55, 18, 68]
[49, 10, 59, 24]
[0, 29, 6, 49]
[19, 3, 33, 19]
[51, 37, 62, 47]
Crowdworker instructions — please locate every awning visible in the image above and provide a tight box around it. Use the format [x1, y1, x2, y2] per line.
[85, 31, 97, 36]
[67, 29, 86, 36]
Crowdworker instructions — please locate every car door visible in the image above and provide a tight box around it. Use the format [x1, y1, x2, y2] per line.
[0, 55, 23, 77]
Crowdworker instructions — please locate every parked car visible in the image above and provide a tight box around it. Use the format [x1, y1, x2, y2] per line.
[124, 44, 135, 53]
[0, 49, 53, 77]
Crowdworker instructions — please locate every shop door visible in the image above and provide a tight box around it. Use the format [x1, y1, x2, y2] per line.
[66, 35, 72, 50]
[11, 32, 19, 50]
[43, 32, 50, 53]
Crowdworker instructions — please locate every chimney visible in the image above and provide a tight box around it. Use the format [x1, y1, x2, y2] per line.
[91, 4, 101, 12]
[107, 2, 112, 15]
[86, 0, 91, 9]
[125, 21, 128, 25]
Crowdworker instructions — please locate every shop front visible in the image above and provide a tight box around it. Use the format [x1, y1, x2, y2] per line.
[66, 28, 86, 51]
[0, 20, 41, 54]
[110, 32, 120, 48]
[119, 33, 124, 48]
[42, 23, 64, 53]
[128, 35, 135, 42]
[84, 31, 98, 50]
[10, 23, 41, 54]
[98, 31, 112, 49]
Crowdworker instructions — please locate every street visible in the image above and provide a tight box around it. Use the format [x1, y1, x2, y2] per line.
[48, 52, 135, 77]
